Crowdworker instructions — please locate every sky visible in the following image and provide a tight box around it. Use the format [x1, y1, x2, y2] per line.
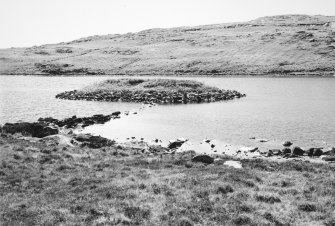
[0, 0, 334, 48]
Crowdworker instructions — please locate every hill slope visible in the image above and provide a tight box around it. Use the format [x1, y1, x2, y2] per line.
[1, 15, 335, 76]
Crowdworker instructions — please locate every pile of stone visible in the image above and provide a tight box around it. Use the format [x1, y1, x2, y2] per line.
[55, 89, 245, 104]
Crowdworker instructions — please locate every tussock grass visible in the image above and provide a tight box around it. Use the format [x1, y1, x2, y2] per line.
[0, 135, 335, 225]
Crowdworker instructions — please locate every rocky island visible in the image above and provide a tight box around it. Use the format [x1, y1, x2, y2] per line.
[55, 78, 245, 104]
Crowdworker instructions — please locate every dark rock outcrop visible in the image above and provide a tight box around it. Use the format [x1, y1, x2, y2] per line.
[1, 113, 119, 139]
[38, 113, 119, 128]
[1, 122, 58, 138]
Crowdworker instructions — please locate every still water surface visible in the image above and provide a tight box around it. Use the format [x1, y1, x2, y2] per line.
[1, 76, 334, 147]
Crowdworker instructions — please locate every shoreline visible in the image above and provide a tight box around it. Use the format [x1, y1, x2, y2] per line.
[1, 112, 334, 163]
[1, 112, 335, 225]
[1, 72, 335, 77]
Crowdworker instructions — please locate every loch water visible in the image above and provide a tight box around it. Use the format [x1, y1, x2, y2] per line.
[1, 76, 335, 148]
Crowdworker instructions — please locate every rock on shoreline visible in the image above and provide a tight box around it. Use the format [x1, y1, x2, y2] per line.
[55, 79, 246, 104]
[1, 112, 121, 138]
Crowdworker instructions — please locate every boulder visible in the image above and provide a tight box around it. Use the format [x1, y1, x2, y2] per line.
[224, 160, 242, 169]
[292, 146, 304, 156]
[282, 148, 291, 155]
[168, 140, 186, 149]
[283, 141, 293, 147]
[307, 148, 323, 157]
[192, 154, 214, 164]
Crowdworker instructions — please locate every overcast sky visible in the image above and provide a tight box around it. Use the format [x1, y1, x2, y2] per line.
[0, 0, 334, 48]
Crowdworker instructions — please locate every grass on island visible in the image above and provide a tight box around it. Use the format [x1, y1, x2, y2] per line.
[0, 136, 335, 225]
[80, 79, 222, 94]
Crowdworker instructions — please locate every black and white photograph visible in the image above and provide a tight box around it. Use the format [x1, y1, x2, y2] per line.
[0, 0, 335, 225]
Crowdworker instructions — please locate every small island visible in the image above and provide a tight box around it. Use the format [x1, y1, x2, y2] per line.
[55, 79, 246, 104]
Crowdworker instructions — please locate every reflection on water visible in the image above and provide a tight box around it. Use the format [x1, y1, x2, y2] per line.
[1, 75, 335, 147]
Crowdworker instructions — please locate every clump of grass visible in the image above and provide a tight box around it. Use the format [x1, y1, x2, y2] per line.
[298, 203, 317, 212]
[217, 184, 234, 194]
[263, 212, 284, 225]
[255, 194, 281, 204]
[124, 206, 151, 224]
[138, 183, 146, 190]
[151, 183, 161, 194]
[176, 217, 194, 226]
[232, 214, 252, 225]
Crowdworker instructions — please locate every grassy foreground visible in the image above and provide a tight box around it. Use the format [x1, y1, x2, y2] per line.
[0, 135, 334, 225]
